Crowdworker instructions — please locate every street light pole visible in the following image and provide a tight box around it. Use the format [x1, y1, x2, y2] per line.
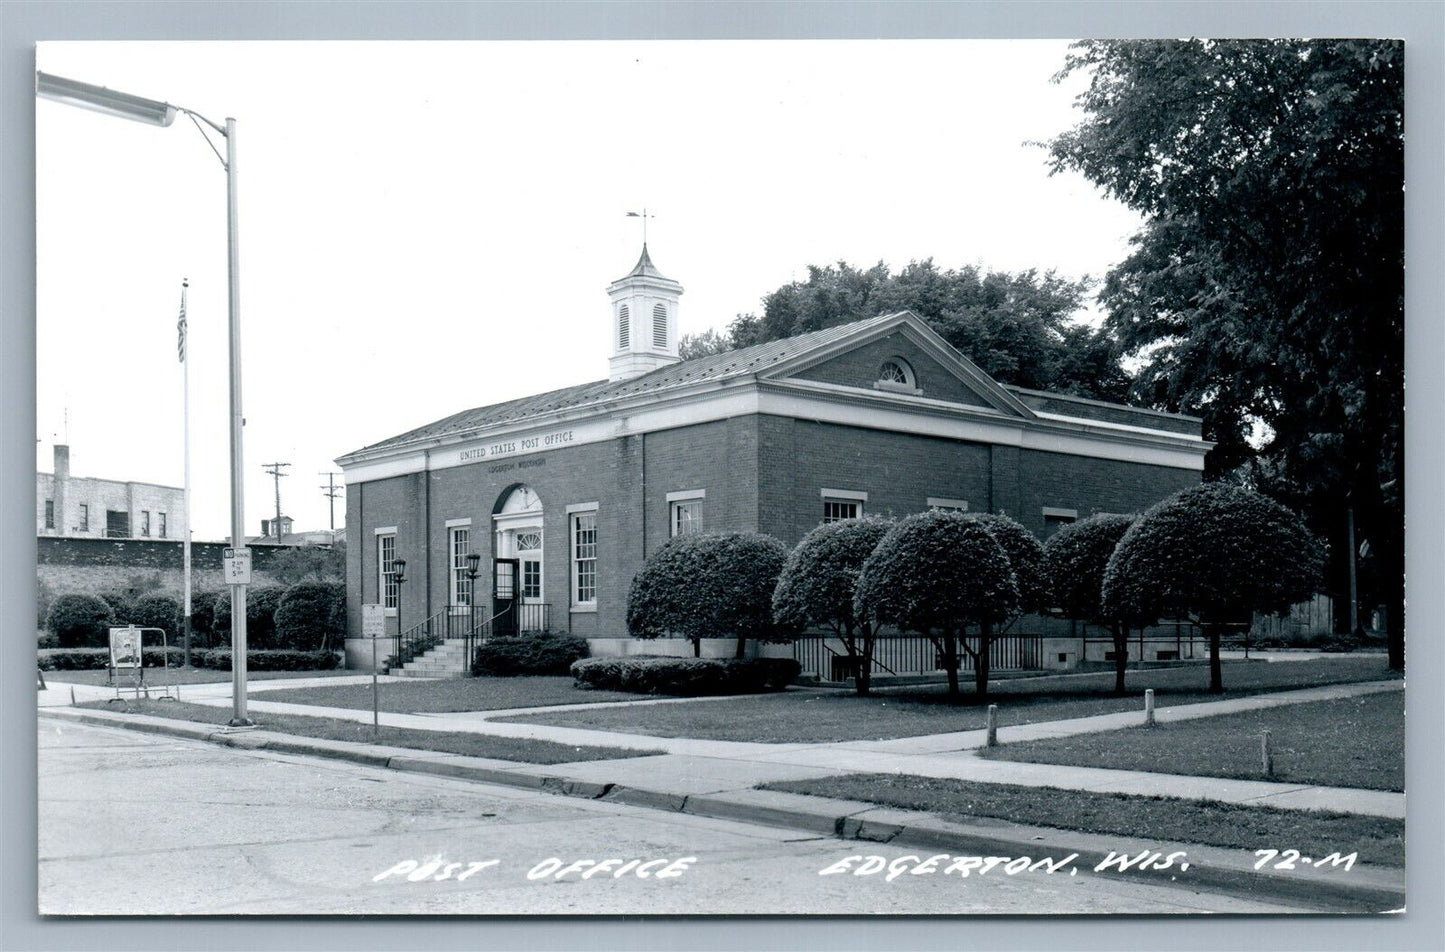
[36, 71, 251, 725]
[224, 116, 251, 726]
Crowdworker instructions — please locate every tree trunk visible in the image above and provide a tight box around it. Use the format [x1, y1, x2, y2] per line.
[1112, 622, 1128, 695]
[975, 623, 991, 698]
[857, 631, 873, 696]
[1207, 626, 1223, 693]
[692, 636, 701, 658]
[939, 633, 960, 702]
[734, 631, 747, 659]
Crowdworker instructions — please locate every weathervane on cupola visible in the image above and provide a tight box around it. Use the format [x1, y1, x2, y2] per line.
[608, 210, 683, 382]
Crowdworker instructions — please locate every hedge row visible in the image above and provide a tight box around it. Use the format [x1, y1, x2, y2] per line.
[192, 649, 340, 671]
[570, 656, 800, 696]
[45, 582, 345, 652]
[37, 647, 186, 671]
[472, 634, 590, 677]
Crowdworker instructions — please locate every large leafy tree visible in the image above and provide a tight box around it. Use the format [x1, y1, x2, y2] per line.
[1048, 39, 1404, 667]
[1043, 513, 1139, 694]
[722, 259, 1128, 401]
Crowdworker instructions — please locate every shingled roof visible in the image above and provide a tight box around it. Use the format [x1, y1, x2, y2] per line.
[349, 312, 904, 456]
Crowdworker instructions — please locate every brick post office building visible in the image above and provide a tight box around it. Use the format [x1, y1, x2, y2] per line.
[337, 248, 1210, 672]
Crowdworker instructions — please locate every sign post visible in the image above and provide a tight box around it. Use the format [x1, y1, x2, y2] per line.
[363, 603, 385, 736]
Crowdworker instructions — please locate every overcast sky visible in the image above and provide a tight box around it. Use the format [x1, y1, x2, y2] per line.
[35, 40, 1143, 541]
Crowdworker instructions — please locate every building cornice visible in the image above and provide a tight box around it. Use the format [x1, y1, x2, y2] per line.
[339, 372, 1210, 485]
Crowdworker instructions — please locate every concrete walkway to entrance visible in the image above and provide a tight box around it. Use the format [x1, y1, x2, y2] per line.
[41, 672, 1403, 819]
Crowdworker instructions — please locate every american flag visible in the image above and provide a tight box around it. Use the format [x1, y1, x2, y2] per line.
[177, 279, 188, 363]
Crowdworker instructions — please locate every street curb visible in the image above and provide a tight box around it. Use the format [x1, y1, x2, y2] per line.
[41, 707, 1404, 913]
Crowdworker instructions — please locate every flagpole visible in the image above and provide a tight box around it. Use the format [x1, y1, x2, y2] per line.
[180, 279, 193, 667]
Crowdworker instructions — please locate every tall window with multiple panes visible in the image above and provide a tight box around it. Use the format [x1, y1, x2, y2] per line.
[141, 511, 151, 537]
[449, 526, 471, 607]
[158, 512, 167, 538]
[44, 499, 55, 530]
[78, 504, 89, 532]
[378, 533, 398, 609]
[571, 512, 597, 606]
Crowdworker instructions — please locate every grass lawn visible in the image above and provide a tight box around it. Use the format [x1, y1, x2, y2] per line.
[252, 675, 642, 713]
[78, 699, 660, 764]
[761, 773, 1405, 867]
[495, 657, 1400, 744]
[981, 691, 1403, 791]
[45, 667, 358, 687]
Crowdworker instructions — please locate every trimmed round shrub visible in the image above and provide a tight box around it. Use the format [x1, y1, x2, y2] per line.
[854, 510, 1018, 700]
[46, 594, 115, 648]
[855, 511, 1019, 635]
[1043, 512, 1138, 693]
[473, 633, 589, 677]
[1043, 513, 1137, 622]
[772, 517, 893, 694]
[274, 581, 346, 651]
[627, 532, 789, 657]
[773, 517, 893, 634]
[95, 591, 137, 625]
[1102, 483, 1325, 692]
[570, 656, 800, 696]
[965, 512, 1048, 614]
[211, 586, 285, 649]
[1102, 483, 1324, 626]
[131, 593, 183, 643]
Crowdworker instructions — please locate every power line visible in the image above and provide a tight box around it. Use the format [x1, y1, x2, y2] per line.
[319, 471, 344, 533]
[261, 461, 290, 539]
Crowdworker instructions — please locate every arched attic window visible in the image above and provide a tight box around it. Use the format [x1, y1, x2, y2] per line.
[875, 358, 918, 394]
[618, 304, 630, 349]
[653, 303, 668, 348]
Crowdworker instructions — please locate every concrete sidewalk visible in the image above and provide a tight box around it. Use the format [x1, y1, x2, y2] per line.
[41, 674, 1403, 819]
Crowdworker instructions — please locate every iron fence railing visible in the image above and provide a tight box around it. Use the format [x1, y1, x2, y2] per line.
[385, 603, 554, 675]
[791, 633, 1046, 682]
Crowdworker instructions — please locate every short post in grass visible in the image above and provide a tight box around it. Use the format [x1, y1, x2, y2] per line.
[1261, 729, 1274, 778]
[986, 704, 998, 747]
[1144, 688, 1156, 726]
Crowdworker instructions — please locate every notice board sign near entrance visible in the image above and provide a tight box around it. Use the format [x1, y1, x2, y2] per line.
[362, 603, 386, 640]
[109, 626, 142, 669]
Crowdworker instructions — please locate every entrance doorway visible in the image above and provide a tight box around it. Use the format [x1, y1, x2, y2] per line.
[493, 485, 545, 633]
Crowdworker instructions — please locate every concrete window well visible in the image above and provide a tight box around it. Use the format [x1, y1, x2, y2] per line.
[337, 246, 1210, 674]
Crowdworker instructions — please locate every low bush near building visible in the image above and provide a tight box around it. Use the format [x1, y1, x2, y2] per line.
[131, 593, 183, 642]
[473, 633, 589, 677]
[194, 649, 340, 671]
[274, 581, 346, 651]
[38, 647, 186, 670]
[211, 586, 286, 649]
[570, 656, 801, 696]
[189, 590, 222, 646]
[46, 594, 115, 648]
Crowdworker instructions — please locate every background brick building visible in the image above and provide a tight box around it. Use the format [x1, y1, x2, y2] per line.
[36, 444, 187, 542]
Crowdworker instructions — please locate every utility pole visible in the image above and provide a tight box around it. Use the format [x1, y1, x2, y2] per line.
[319, 471, 343, 533]
[261, 461, 290, 539]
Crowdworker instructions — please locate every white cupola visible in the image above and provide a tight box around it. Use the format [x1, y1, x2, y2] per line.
[607, 244, 683, 381]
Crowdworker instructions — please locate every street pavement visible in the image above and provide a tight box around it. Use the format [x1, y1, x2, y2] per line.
[36, 718, 1300, 916]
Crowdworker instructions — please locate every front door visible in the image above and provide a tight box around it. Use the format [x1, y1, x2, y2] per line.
[493, 558, 519, 637]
